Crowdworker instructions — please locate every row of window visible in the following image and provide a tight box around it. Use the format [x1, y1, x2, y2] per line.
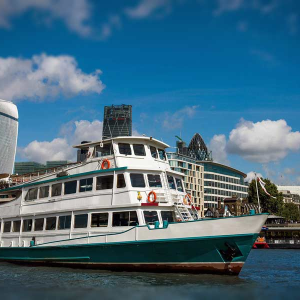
[204, 181, 248, 192]
[204, 173, 245, 185]
[204, 193, 247, 202]
[25, 173, 184, 201]
[0, 210, 175, 233]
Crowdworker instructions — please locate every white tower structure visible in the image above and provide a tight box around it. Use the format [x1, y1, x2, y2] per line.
[0, 99, 18, 175]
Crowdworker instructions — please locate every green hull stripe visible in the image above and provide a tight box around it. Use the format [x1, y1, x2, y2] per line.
[0, 167, 127, 192]
[0, 256, 90, 261]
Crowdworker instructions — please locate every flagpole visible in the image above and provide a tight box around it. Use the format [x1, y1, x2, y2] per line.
[255, 172, 261, 213]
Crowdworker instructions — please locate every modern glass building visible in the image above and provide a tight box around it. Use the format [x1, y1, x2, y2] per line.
[14, 161, 71, 175]
[0, 100, 18, 175]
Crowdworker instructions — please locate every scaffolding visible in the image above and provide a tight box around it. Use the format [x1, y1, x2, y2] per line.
[102, 105, 132, 139]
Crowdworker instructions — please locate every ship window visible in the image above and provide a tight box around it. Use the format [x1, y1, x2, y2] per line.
[96, 175, 114, 190]
[158, 149, 166, 161]
[3, 221, 11, 232]
[79, 178, 93, 192]
[143, 211, 159, 225]
[147, 174, 162, 188]
[46, 217, 57, 230]
[23, 219, 33, 232]
[74, 214, 88, 228]
[130, 174, 145, 188]
[161, 211, 175, 223]
[167, 175, 176, 189]
[112, 211, 139, 226]
[150, 146, 157, 159]
[34, 218, 44, 231]
[58, 215, 71, 230]
[175, 178, 184, 192]
[25, 188, 38, 201]
[133, 144, 146, 156]
[91, 213, 109, 227]
[51, 183, 62, 197]
[95, 142, 113, 157]
[12, 220, 21, 232]
[39, 186, 49, 198]
[119, 143, 132, 155]
[117, 174, 126, 188]
[64, 180, 77, 195]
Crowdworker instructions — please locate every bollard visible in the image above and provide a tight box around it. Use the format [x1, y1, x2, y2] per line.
[154, 221, 159, 229]
[163, 220, 169, 228]
[250, 209, 255, 215]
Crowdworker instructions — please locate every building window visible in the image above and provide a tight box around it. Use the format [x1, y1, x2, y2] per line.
[22, 219, 33, 232]
[34, 218, 44, 231]
[39, 186, 49, 198]
[161, 211, 174, 222]
[167, 175, 176, 189]
[150, 146, 157, 159]
[12, 220, 21, 232]
[118, 143, 132, 155]
[158, 149, 166, 161]
[117, 174, 126, 188]
[133, 144, 146, 156]
[79, 178, 93, 192]
[46, 217, 57, 230]
[52, 183, 62, 197]
[175, 178, 184, 192]
[3, 221, 11, 232]
[65, 180, 77, 195]
[96, 175, 114, 190]
[74, 214, 88, 228]
[147, 174, 162, 188]
[91, 213, 108, 227]
[58, 215, 71, 230]
[112, 211, 139, 226]
[144, 211, 159, 225]
[25, 188, 38, 201]
[130, 174, 145, 188]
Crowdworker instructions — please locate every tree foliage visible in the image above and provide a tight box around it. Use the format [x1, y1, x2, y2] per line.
[247, 178, 284, 214]
[280, 203, 300, 222]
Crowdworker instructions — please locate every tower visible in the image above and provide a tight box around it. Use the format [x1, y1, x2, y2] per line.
[102, 105, 132, 139]
[0, 99, 18, 175]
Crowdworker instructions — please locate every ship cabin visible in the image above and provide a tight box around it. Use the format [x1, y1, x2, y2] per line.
[0, 136, 196, 247]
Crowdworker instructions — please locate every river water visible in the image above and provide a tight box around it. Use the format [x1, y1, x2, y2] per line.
[0, 250, 299, 300]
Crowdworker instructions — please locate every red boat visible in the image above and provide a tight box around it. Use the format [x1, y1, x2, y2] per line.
[252, 236, 270, 249]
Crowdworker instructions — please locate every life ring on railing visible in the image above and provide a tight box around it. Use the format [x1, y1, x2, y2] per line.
[183, 193, 192, 205]
[147, 191, 157, 203]
[101, 159, 110, 170]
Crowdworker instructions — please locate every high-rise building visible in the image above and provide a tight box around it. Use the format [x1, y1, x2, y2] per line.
[0, 99, 18, 175]
[14, 162, 45, 175]
[102, 105, 132, 139]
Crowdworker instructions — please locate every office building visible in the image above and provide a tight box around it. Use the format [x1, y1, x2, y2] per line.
[0, 99, 18, 175]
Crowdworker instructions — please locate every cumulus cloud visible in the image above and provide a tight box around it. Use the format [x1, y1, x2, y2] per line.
[0, 0, 92, 37]
[19, 120, 103, 163]
[209, 134, 230, 165]
[162, 106, 199, 130]
[245, 171, 262, 182]
[227, 119, 300, 163]
[0, 53, 104, 101]
[125, 0, 172, 19]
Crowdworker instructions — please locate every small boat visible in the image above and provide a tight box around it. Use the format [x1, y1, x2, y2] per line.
[0, 136, 268, 275]
[252, 236, 270, 249]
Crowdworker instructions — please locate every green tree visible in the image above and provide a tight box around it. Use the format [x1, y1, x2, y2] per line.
[280, 203, 300, 222]
[247, 178, 284, 214]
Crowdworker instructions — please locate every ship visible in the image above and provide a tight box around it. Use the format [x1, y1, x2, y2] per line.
[0, 136, 268, 275]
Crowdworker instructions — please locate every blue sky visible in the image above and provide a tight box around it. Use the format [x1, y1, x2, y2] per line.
[0, 0, 299, 184]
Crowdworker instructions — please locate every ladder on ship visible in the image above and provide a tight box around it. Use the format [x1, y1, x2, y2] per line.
[174, 202, 194, 222]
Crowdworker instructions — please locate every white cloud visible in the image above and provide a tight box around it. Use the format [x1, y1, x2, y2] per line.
[209, 134, 230, 165]
[227, 119, 300, 163]
[0, 0, 92, 37]
[245, 171, 262, 182]
[214, 0, 244, 16]
[162, 106, 199, 130]
[0, 53, 104, 101]
[100, 15, 122, 40]
[19, 120, 103, 163]
[125, 0, 172, 19]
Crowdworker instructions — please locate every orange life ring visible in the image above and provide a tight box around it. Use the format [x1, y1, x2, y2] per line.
[183, 193, 192, 205]
[147, 191, 157, 203]
[101, 159, 110, 170]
